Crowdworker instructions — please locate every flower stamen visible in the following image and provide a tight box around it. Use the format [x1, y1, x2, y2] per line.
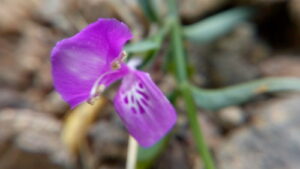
[112, 51, 127, 70]
[121, 51, 127, 61]
[88, 84, 105, 104]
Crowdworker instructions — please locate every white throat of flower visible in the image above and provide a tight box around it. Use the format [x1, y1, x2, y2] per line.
[127, 57, 142, 70]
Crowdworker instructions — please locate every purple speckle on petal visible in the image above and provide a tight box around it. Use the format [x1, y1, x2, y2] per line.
[131, 107, 137, 114]
[137, 101, 146, 114]
[138, 82, 144, 89]
[124, 96, 128, 104]
[137, 90, 149, 100]
[141, 98, 149, 107]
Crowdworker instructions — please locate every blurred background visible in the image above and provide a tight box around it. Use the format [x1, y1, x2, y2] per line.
[1, 0, 300, 169]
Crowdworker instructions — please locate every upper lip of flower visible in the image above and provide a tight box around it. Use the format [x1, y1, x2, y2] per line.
[51, 18, 133, 108]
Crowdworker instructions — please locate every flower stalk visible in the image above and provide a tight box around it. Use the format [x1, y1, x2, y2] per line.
[126, 136, 138, 169]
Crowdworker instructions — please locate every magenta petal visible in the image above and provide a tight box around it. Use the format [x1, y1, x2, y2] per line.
[51, 18, 132, 108]
[114, 70, 177, 147]
[90, 64, 130, 98]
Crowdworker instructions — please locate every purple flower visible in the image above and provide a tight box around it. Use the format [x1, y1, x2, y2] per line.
[51, 18, 177, 147]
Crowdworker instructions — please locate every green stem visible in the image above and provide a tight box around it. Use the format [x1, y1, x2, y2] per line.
[171, 20, 188, 82]
[138, 0, 159, 22]
[168, 0, 216, 168]
[138, 19, 173, 69]
[181, 83, 216, 169]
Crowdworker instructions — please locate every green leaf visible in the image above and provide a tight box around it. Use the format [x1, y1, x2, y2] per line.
[137, 48, 159, 69]
[125, 18, 172, 55]
[125, 40, 160, 53]
[137, 136, 168, 169]
[192, 78, 300, 111]
[183, 7, 255, 43]
[138, 0, 158, 22]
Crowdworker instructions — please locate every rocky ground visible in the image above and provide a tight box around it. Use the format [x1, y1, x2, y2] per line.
[0, 0, 300, 169]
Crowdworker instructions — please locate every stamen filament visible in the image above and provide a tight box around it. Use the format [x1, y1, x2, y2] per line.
[88, 51, 127, 104]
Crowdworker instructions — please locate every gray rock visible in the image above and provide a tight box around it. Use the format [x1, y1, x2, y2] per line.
[0, 89, 30, 108]
[89, 121, 127, 161]
[154, 140, 191, 169]
[217, 94, 300, 169]
[259, 56, 300, 77]
[204, 23, 269, 86]
[218, 106, 245, 127]
[0, 109, 74, 169]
